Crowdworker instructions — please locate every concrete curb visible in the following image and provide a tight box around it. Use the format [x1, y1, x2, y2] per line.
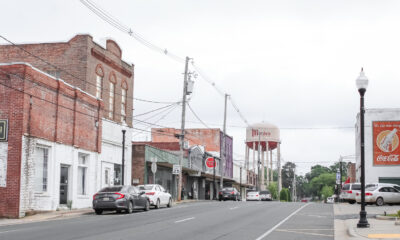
[347, 226, 359, 238]
[376, 215, 398, 221]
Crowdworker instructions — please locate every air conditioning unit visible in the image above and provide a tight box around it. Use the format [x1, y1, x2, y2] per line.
[183, 140, 189, 149]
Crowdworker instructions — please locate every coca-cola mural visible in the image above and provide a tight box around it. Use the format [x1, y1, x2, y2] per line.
[373, 121, 400, 165]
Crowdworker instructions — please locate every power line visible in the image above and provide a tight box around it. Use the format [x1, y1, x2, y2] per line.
[79, 0, 251, 127]
[133, 102, 180, 117]
[186, 102, 210, 129]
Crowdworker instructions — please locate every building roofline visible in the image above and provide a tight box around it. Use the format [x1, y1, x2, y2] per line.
[0, 62, 101, 101]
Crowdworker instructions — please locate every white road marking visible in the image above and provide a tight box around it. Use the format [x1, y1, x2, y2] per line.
[230, 206, 239, 210]
[0, 229, 20, 234]
[254, 203, 310, 240]
[275, 229, 333, 237]
[174, 217, 195, 223]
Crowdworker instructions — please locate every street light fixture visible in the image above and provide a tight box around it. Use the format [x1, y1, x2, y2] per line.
[356, 68, 370, 228]
[121, 122, 127, 186]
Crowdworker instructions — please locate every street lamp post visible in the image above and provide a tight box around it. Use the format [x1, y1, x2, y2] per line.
[356, 68, 370, 228]
[121, 123, 127, 186]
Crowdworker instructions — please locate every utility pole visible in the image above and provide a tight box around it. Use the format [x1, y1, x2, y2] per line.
[339, 156, 343, 202]
[239, 166, 242, 200]
[293, 165, 296, 202]
[220, 94, 229, 189]
[257, 133, 261, 191]
[277, 141, 282, 196]
[178, 56, 190, 201]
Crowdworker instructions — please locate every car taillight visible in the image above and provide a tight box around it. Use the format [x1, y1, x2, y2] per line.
[347, 190, 353, 194]
[356, 193, 359, 196]
[93, 193, 98, 200]
[115, 193, 125, 199]
[146, 192, 155, 196]
[256, 195, 259, 197]
[231, 191, 235, 194]
[219, 192, 222, 195]
[366, 193, 373, 196]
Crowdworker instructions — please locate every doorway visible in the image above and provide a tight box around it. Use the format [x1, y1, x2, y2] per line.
[60, 165, 69, 204]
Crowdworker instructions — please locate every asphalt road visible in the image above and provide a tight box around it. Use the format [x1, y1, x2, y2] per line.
[0, 201, 333, 240]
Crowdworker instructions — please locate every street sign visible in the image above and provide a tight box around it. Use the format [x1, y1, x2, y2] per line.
[151, 162, 157, 173]
[172, 165, 181, 175]
[336, 170, 341, 184]
[205, 157, 216, 168]
[132, 178, 139, 184]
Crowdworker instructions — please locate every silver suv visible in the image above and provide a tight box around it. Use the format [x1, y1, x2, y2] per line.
[340, 183, 361, 204]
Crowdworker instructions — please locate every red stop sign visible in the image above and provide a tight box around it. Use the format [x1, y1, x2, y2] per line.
[206, 157, 215, 168]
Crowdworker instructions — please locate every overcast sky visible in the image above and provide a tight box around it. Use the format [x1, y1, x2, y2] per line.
[2, 0, 400, 175]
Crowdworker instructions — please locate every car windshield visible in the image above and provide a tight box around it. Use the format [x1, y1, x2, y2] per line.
[394, 186, 400, 192]
[139, 185, 154, 190]
[223, 188, 234, 191]
[260, 191, 270, 194]
[99, 186, 124, 192]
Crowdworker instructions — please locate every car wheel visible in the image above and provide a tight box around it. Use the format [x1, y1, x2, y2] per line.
[349, 200, 356, 204]
[126, 201, 133, 214]
[167, 198, 172, 208]
[219, 198, 222, 201]
[95, 209, 103, 215]
[155, 199, 160, 209]
[144, 200, 150, 211]
[376, 197, 384, 206]
[116, 210, 122, 213]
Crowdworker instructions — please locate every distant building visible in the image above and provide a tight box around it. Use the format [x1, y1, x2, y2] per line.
[355, 109, 400, 185]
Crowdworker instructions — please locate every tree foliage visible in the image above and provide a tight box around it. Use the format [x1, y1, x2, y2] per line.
[268, 182, 278, 200]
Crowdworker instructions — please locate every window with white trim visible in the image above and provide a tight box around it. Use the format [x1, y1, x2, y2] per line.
[96, 75, 103, 99]
[109, 82, 115, 118]
[35, 147, 48, 192]
[121, 88, 126, 122]
[77, 154, 88, 195]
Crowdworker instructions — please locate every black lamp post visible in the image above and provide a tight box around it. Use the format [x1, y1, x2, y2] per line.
[356, 68, 370, 228]
[121, 123, 127, 186]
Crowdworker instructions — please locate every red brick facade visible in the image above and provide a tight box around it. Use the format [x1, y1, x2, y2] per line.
[152, 128, 222, 152]
[0, 34, 134, 127]
[0, 63, 102, 218]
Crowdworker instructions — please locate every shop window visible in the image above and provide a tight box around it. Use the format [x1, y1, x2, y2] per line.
[35, 147, 48, 192]
[77, 154, 88, 195]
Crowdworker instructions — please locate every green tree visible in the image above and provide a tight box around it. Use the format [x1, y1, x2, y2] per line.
[268, 182, 278, 200]
[281, 162, 296, 189]
[309, 173, 335, 198]
[280, 188, 289, 201]
[321, 185, 334, 201]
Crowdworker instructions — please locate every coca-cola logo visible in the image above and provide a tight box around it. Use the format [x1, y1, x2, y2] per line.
[376, 129, 399, 152]
[377, 154, 399, 162]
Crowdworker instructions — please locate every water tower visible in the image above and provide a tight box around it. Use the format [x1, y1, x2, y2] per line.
[245, 122, 281, 192]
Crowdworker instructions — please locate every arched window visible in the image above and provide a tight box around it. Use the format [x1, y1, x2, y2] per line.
[108, 72, 117, 119]
[121, 80, 128, 122]
[95, 64, 104, 99]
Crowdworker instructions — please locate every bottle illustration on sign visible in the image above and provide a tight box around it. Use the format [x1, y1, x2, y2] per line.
[379, 128, 398, 152]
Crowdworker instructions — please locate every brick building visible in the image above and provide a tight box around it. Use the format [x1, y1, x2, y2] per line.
[0, 35, 134, 218]
[0, 63, 102, 218]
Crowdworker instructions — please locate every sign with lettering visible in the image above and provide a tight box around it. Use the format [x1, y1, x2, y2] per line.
[373, 121, 400, 165]
[172, 165, 181, 175]
[0, 120, 8, 142]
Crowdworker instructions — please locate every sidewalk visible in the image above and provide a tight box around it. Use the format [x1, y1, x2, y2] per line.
[334, 203, 400, 239]
[0, 199, 207, 227]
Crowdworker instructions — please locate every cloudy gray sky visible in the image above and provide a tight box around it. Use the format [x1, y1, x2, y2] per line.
[2, 0, 400, 175]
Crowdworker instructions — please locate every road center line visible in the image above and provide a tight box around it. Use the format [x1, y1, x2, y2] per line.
[0, 229, 20, 234]
[175, 217, 195, 223]
[254, 203, 310, 240]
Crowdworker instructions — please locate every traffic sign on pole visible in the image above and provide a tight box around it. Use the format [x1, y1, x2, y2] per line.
[172, 165, 181, 175]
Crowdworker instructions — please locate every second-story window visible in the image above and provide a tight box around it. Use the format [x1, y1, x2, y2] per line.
[109, 82, 115, 119]
[121, 88, 126, 122]
[96, 75, 103, 98]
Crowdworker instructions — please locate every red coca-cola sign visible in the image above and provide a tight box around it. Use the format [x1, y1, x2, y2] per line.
[373, 121, 400, 166]
[206, 157, 216, 168]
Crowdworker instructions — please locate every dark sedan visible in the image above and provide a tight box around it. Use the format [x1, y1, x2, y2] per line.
[93, 185, 150, 215]
[219, 187, 240, 201]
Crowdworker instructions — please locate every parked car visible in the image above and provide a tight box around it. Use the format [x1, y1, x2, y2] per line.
[326, 196, 335, 204]
[301, 198, 308, 203]
[93, 185, 149, 215]
[340, 183, 361, 204]
[356, 186, 400, 206]
[246, 191, 260, 201]
[138, 184, 172, 208]
[260, 190, 272, 201]
[365, 183, 400, 192]
[218, 187, 240, 201]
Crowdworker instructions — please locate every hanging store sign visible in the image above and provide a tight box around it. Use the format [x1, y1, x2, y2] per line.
[373, 121, 400, 165]
[0, 120, 8, 142]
